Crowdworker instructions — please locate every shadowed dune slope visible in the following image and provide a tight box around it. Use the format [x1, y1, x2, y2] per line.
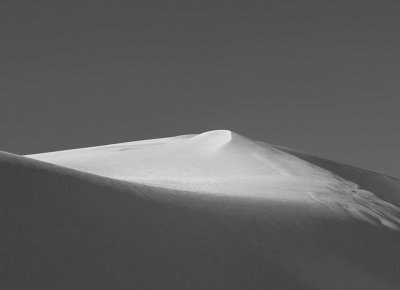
[275, 144, 400, 207]
[2, 151, 400, 290]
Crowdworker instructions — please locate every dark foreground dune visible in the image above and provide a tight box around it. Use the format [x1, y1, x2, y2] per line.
[1, 150, 400, 290]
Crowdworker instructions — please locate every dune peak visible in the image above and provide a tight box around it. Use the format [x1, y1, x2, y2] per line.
[184, 130, 259, 153]
[191, 129, 232, 144]
[186, 130, 233, 151]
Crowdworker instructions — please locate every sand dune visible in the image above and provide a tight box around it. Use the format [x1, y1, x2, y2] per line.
[1, 130, 400, 289]
[29, 130, 400, 230]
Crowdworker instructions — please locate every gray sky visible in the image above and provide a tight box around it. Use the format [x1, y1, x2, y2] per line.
[1, 0, 399, 177]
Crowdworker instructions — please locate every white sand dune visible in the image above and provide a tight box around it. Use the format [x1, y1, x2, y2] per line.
[1, 130, 400, 289]
[29, 130, 400, 230]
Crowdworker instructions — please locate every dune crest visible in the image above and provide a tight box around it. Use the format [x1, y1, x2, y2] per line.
[187, 129, 233, 150]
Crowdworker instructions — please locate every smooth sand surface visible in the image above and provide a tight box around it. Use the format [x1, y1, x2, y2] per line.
[1, 130, 399, 289]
